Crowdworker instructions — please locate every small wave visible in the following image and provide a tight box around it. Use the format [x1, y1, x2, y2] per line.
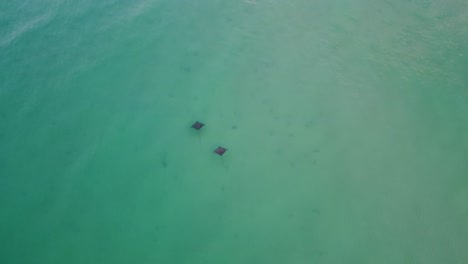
[97, 0, 158, 32]
[0, 12, 53, 49]
[243, 0, 258, 5]
[125, 0, 154, 21]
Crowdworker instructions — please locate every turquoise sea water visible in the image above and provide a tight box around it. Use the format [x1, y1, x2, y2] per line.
[1, 0, 467, 263]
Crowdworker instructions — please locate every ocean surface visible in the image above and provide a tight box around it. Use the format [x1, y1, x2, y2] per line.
[1, 0, 467, 263]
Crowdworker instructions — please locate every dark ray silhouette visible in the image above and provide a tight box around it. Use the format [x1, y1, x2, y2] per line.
[214, 146, 227, 156]
[191, 121, 204, 130]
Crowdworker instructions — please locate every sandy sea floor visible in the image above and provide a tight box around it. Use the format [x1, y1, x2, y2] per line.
[1, 0, 468, 263]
